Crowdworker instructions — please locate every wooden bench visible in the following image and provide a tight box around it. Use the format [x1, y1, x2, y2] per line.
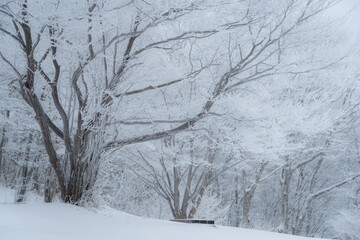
[170, 219, 215, 225]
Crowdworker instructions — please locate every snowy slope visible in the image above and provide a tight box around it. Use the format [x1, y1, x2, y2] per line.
[0, 202, 328, 240]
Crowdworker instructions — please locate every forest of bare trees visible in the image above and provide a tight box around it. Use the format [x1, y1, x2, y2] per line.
[1, 0, 360, 239]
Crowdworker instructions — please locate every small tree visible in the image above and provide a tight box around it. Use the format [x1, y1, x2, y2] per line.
[127, 133, 238, 219]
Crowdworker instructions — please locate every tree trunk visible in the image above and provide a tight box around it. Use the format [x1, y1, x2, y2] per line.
[44, 167, 55, 203]
[16, 133, 32, 203]
[0, 110, 9, 180]
[16, 166, 28, 203]
[234, 175, 241, 227]
[280, 167, 292, 233]
[242, 192, 251, 228]
[0, 127, 5, 179]
[31, 157, 40, 193]
[242, 161, 268, 228]
[66, 162, 86, 203]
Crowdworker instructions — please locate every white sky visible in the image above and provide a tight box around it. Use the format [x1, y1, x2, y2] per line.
[331, 0, 360, 39]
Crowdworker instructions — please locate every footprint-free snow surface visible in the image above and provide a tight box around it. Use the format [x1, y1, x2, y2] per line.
[0, 203, 327, 240]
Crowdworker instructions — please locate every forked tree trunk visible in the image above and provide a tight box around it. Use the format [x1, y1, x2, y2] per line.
[242, 161, 268, 228]
[66, 162, 87, 203]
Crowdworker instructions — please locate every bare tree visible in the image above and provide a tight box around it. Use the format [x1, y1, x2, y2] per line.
[127, 135, 237, 219]
[239, 161, 268, 228]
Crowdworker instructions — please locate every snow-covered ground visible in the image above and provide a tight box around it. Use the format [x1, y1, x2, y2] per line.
[0, 185, 327, 240]
[0, 195, 328, 240]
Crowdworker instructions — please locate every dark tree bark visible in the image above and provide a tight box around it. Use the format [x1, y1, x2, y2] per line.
[16, 133, 33, 203]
